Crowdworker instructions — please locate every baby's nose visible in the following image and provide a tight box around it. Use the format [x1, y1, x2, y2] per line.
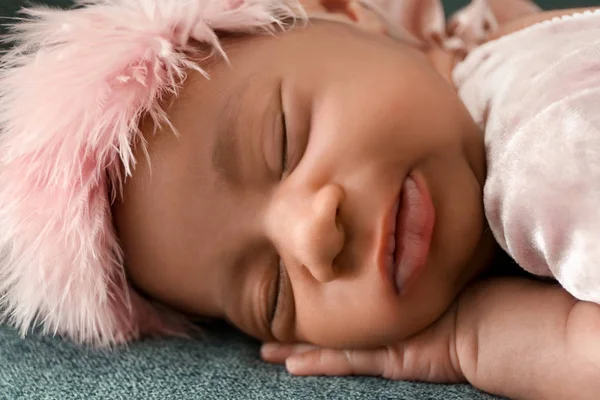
[275, 183, 345, 283]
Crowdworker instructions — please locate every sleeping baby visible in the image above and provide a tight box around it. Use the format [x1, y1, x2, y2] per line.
[0, 0, 598, 399]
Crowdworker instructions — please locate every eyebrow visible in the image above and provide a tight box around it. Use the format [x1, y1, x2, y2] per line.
[211, 79, 253, 187]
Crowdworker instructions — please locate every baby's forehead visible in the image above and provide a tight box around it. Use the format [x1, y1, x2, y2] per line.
[200, 18, 395, 78]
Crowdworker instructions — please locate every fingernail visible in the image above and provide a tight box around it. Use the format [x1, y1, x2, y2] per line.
[261, 343, 280, 357]
[285, 357, 304, 374]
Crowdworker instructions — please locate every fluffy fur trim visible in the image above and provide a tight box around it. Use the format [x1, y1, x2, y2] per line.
[0, 0, 303, 346]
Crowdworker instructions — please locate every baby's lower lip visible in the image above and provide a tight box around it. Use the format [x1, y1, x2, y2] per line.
[391, 173, 435, 294]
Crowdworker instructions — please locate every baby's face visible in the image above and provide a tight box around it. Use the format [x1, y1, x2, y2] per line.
[113, 21, 495, 349]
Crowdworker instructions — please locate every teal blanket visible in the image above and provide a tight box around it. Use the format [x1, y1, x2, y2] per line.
[0, 322, 499, 399]
[0, 1, 595, 399]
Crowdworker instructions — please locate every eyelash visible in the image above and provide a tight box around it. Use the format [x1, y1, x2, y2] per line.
[269, 258, 284, 325]
[280, 111, 288, 179]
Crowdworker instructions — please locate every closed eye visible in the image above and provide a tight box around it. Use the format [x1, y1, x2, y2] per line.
[280, 82, 288, 178]
[269, 258, 284, 325]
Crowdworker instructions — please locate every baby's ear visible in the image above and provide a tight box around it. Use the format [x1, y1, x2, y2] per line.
[364, 0, 446, 47]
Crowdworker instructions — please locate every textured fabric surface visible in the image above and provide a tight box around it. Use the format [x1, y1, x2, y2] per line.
[0, 323, 501, 400]
[0, 1, 593, 399]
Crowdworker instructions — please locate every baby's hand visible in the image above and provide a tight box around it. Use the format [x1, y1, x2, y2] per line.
[262, 277, 600, 400]
[261, 300, 464, 383]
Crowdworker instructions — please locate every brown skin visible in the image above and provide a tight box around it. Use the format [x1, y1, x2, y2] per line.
[259, 7, 600, 400]
[113, 20, 496, 349]
[264, 278, 600, 400]
[114, 6, 600, 399]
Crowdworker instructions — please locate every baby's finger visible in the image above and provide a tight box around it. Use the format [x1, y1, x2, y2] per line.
[261, 343, 318, 364]
[285, 347, 389, 377]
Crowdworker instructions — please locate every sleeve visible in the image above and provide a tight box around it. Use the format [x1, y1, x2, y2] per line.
[453, 10, 600, 304]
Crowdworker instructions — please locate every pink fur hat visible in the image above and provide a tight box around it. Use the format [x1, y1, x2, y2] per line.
[0, 0, 303, 346]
